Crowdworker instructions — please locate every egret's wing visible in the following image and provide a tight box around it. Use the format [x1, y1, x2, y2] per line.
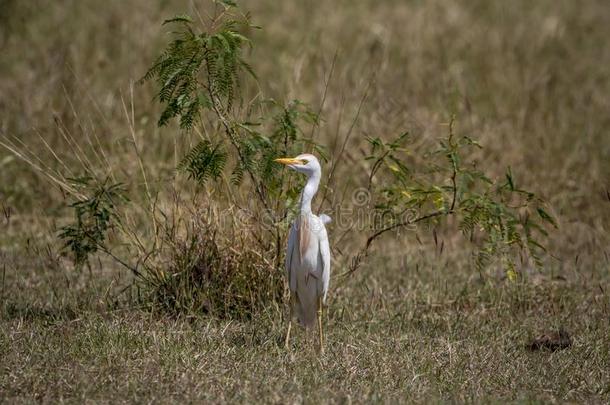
[286, 222, 298, 292]
[317, 227, 331, 303]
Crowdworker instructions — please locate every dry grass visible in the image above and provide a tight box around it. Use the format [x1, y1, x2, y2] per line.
[1, 254, 608, 402]
[1, 0, 609, 402]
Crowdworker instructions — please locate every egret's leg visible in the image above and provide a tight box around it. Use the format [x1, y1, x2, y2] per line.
[284, 321, 292, 349]
[317, 297, 324, 354]
[284, 293, 295, 349]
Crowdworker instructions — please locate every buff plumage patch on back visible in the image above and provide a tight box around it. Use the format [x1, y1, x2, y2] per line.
[297, 215, 311, 262]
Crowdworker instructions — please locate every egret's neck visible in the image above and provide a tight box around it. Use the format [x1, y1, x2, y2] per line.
[299, 174, 320, 215]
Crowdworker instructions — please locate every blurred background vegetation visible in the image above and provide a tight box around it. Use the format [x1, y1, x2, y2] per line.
[1, 0, 608, 257]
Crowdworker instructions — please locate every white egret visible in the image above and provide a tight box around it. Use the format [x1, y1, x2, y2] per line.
[274, 154, 331, 352]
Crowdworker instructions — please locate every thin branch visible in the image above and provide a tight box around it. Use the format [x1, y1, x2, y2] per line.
[318, 77, 372, 212]
[308, 49, 337, 146]
[447, 116, 458, 212]
[203, 50, 271, 212]
[99, 245, 143, 279]
[364, 209, 449, 250]
[367, 149, 390, 192]
[339, 209, 453, 279]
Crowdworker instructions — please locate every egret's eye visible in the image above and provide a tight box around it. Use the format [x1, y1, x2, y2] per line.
[300, 159, 308, 165]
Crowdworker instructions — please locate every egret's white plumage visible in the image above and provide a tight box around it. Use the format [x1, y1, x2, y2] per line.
[318, 214, 332, 225]
[275, 154, 330, 351]
[286, 212, 330, 326]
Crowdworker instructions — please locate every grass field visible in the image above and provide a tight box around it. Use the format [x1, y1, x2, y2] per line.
[1, 0, 609, 402]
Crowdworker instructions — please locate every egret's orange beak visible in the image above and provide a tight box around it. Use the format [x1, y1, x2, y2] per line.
[274, 157, 304, 165]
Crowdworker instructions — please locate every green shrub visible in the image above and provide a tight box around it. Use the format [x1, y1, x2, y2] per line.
[348, 118, 556, 278]
[135, 2, 319, 317]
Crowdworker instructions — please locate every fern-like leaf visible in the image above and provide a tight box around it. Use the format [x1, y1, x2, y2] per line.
[178, 141, 227, 184]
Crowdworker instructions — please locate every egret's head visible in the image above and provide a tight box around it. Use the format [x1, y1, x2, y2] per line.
[274, 154, 321, 178]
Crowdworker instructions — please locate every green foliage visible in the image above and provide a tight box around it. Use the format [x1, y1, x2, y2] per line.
[177, 140, 227, 184]
[141, 6, 254, 129]
[142, 4, 322, 202]
[138, 3, 324, 317]
[234, 100, 321, 192]
[364, 119, 556, 275]
[59, 177, 127, 268]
